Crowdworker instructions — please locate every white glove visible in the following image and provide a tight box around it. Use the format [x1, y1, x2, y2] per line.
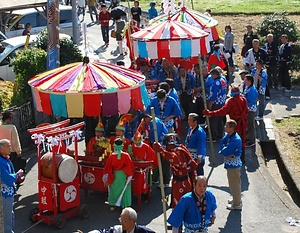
[102, 174, 108, 184]
[127, 176, 133, 183]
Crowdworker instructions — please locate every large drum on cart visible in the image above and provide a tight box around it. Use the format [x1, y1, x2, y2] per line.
[41, 152, 78, 183]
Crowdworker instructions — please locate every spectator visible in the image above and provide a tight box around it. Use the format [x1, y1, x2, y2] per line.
[148, 2, 158, 20]
[243, 74, 258, 147]
[109, 0, 119, 10]
[204, 8, 211, 17]
[131, 1, 142, 28]
[219, 119, 243, 210]
[243, 39, 268, 71]
[77, 207, 155, 233]
[224, 25, 235, 71]
[87, 0, 98, 22]
[168, 176, 217, 233]
[241, 24, 259, 57]
[22, 23, 31, 35]
[278, 34, 292, 92]
[0, 112, 23, 173]
[0, 139, 24, 233]
[153, 134, 198, 207]
[159, 2, 165, 15]
[185, 113, 206, 176]
[98, 4, 111, 47]
[251, 59, 268, 120]
[264, 33, 279, 90]
[77, 0, 86, 22]
[115, 15, 125, 56]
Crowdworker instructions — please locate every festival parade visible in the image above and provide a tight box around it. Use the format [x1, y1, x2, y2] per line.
[0, 0, 300, 232]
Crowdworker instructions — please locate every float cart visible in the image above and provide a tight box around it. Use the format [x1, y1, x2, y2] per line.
[28, 120, 89, 229]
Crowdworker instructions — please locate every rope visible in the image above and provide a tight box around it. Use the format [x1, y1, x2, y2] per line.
[21, 219, 44, 233]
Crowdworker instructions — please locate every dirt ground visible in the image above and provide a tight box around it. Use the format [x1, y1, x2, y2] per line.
[213, 14, 300, 70]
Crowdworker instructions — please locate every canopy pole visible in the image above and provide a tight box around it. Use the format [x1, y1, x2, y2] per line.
[198, 54, 216, 168]
[151, 107, 168, 233]
[126, 0, 136, 68]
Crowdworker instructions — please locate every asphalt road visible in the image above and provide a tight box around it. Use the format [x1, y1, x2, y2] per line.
[15, 123, 300, 233]
[13, 7, 300, 233]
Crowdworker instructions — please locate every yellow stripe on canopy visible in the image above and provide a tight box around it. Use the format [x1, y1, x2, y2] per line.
[66, 94, 84, 118]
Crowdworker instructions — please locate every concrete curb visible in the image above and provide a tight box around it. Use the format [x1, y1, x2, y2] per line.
[274, 126, 300, 205]
[255, 140, 300, 218]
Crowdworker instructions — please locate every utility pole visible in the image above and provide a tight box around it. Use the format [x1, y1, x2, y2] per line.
[72, 0, 80, 45]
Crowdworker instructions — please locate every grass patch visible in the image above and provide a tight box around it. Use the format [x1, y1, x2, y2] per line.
[136, 0, 300, 15]
[275, 117, 300, 179]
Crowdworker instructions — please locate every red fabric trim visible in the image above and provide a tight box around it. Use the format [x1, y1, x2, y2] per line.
[200, 38, 207, 55]
[157, 40, 170, 59]
[39, 92, 52, 115]
[83, 94, 101, 116]
[131, 87, 143, 111]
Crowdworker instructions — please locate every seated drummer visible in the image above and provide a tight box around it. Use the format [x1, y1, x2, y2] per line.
[86, 119, 111, 157]
[131, 131, 158, 169]
[109, 114, 132, 152]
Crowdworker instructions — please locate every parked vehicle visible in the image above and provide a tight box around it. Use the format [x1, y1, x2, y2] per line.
[4, 5, 77, 38]
[0, 31, 8, 42]
[0, 34, 71, 82]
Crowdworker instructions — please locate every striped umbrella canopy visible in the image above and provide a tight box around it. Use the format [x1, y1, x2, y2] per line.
[149, 7, 223, 54]
[28, 59, 150, 118]
[131, 18, 209, 59]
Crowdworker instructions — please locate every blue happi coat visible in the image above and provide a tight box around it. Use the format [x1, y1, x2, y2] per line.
[146, 96, 182, 129]
[185, 125, 206, 163]
[168, 190, 217, 233]
[0, 156, 17, 197]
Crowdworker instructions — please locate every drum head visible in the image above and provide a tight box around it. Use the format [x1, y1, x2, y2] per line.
[58, 155, 78, 183]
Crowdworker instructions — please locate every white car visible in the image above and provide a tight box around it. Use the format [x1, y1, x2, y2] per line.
[0, 31, 8, 42]
[0, 34, 71, 82]
[4, 5, 77, 38]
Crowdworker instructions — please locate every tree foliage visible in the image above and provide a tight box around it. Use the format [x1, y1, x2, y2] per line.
[256, 12, 299, 45]
[33, 29, 83, 66]
[10, 47, 46, 107]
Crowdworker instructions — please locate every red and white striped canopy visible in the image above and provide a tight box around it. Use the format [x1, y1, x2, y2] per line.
[131, 19, 208, 40]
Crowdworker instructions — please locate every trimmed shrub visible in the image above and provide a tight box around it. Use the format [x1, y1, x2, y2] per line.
[256, 12, 299, 45]
[10, 47, 47, 107]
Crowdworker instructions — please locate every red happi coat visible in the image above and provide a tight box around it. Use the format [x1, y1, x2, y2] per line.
[206, 94, 248, 148]
[132, 142, 158, 169]
[162, 144, 198, 208]
[103, 152, 135, 185]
